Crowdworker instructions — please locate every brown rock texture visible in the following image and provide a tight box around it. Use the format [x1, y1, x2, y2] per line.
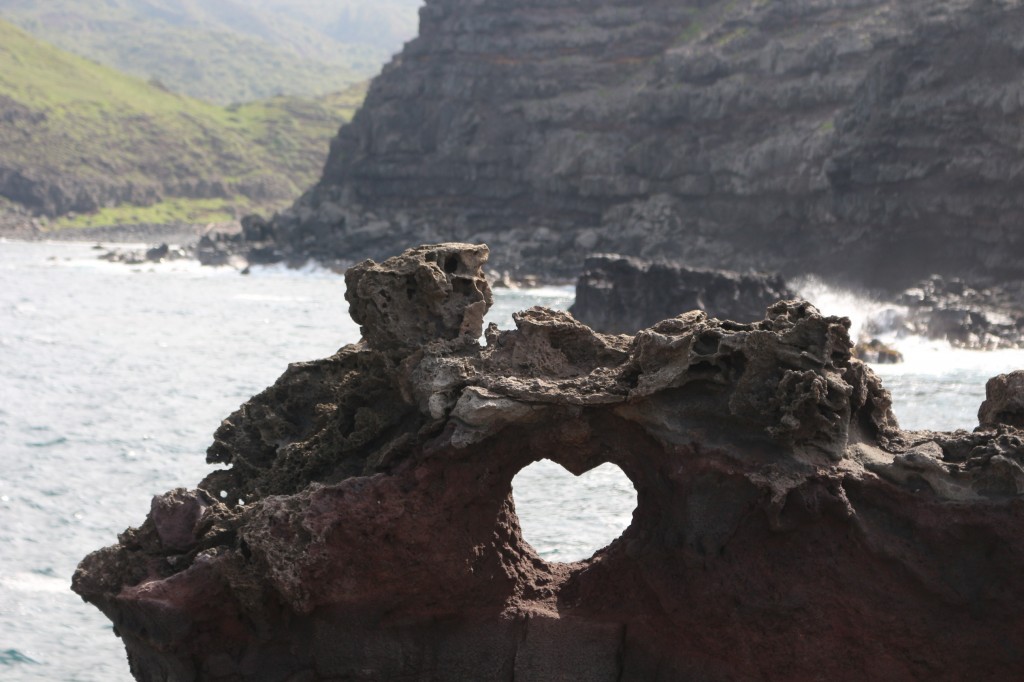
[74, 243, 1024, 681]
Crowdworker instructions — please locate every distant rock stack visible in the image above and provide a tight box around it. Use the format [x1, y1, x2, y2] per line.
[75, 243, 1024, 681]
[569, 253, 794, 333]
[256, 0, 1024, 289]
[893, 276, 1024, 349]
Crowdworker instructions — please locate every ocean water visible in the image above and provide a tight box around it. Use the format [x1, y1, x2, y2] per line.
[793, 276, 1024, 432]
[1, 241, 1022, 681]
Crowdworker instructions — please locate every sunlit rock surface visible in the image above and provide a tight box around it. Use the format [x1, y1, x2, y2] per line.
[75, 244, 1024, 681]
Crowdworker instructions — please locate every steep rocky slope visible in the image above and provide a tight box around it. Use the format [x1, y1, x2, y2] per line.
[260, 0, 1024, 290]
[75, 243, 1024, 681]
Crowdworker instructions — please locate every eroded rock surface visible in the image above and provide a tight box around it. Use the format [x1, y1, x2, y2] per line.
[75, 244, 1024, 681]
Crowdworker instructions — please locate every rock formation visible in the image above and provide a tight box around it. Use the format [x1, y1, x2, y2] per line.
[250, 0, 1024, 290]
[569, 253, 794, 333]
[569, 256, 1024, 352]
[979, 371, 1024, 430]
[98, 242, 191, 266]
[888, 276, 1024, 349]
[74, 243, 1024, 681]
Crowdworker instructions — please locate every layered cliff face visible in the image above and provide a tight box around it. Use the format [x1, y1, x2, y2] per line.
[75, 244, 1024, 681]
[259, 0, 1024, 289]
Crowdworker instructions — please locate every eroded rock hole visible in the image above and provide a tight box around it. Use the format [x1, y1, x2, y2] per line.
[512, 459, 637, 562]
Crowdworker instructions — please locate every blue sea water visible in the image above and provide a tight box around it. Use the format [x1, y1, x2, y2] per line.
[1, 240, 1021, 680]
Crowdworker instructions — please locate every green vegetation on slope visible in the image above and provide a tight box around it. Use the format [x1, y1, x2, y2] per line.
[0, 0, 418, 104]
[53, 198, 239, 229]
[0, 20, 365, 224]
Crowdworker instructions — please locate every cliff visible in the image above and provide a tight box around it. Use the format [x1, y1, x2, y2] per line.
[74, 243, 1024, 681]
[256, 0, 1024, 290]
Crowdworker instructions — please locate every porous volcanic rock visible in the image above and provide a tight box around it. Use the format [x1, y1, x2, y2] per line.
[252, 0, 1024, 289]
[569, 253, 794, 333]
[75, 243, 1024, 681]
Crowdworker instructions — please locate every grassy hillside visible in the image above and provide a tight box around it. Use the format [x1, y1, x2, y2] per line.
[0, 19, 365, 224]
[0, 0, 419, 104]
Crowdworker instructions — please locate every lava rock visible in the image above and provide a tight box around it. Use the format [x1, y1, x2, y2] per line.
[893, 275, 1024, 349]
[979, 371, 1024, 430]
[74, 243, 1024, 681]
[569, 253, 795, 333]
[344, 242, 492, 349]
[145, 243, 170, 262]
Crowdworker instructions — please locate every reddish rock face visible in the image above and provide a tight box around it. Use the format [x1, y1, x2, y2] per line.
[74, 244, 1024, 681]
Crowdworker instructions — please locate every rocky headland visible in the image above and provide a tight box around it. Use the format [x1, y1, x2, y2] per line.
[242, 0, 1024, 292]
[569, 254, 1024, 352]
[75, 243, 1024, 681]
[887, 275, 1024, 349]
[569, 253, 794, 333]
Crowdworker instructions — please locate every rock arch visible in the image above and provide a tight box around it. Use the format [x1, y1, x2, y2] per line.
[75, 243, 1024, 681]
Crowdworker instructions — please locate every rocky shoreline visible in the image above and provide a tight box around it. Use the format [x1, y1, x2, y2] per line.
[74, 243, 1024, 681]
[0, 217, 213, 246]
[24, 220, 1024, 354]
[568, 253, 1024, 354]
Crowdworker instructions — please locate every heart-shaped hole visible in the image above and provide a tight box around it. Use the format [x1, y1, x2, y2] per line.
[512, 459, 637, 563]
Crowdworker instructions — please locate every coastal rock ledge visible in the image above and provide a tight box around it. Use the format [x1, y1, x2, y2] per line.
[74, 243, 1024, 681]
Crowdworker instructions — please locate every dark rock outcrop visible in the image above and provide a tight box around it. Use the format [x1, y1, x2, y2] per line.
[979, 371, 1024, 430]
[75, 243, 1024, 681]
[894, 276, 1024, 349]
[252, 0, 1024, 289]
[852, 338, 904, 364]
[194, 226, 287, 270]
[99, 242, 190, 265]
[569, 253, 794, 333]
[0, 199, 42, 238]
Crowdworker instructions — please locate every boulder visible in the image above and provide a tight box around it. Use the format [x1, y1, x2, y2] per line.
[979, 371, 1024, 430]
[853, 338, 904, 364]
[145, 243, 170, 262]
